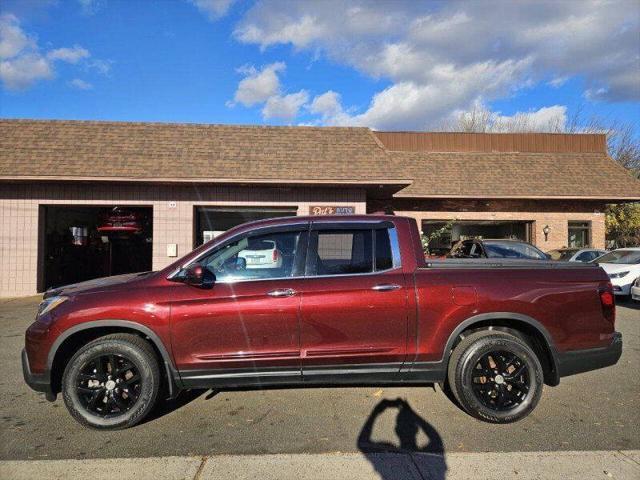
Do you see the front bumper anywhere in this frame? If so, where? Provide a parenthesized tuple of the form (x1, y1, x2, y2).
(556, 332, 622, 378)
(21, 349, 55, 401)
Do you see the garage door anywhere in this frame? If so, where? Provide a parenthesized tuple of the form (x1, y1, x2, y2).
(39, 206, 152, 292)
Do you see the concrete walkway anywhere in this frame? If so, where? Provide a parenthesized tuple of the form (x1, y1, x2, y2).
(1, 450, 639, 480)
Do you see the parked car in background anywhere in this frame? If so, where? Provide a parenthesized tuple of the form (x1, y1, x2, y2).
(547, 248, 608, 263)
(591, 248, 640, 298)
(237, 239, 283, 269)
(448, 238, 548, 260)
(631, 276, 640, 302)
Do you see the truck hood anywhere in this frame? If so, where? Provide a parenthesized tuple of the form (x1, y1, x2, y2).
(44, 272, 155, 298)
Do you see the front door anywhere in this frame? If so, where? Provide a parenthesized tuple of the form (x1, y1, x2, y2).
(299, 224, 409, 382)
(170, 226, 307, 387)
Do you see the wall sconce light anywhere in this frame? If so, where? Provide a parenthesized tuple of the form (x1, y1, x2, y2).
(543, 225, 551, 241)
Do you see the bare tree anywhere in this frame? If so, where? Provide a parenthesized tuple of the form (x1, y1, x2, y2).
(445, 105, 640, 177)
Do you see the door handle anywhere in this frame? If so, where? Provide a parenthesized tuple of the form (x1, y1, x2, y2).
(372, 284, 402, 291)
(267, 288, 297, 297)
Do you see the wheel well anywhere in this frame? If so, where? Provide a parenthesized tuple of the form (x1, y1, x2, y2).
(50, 327, 169, 394)
(452, 319, 558, 386)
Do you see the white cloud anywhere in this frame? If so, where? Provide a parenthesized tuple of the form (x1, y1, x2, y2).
(0, 53, 52, 90)
(88, 58, 112, 75)
(235, 14, 325, 50)
(229, 61, 312, 123)
(234, 0, 640, 129)
(0, 14, 33, 59)
(230, 62, 285, 107)
(189, 0, 236, 21)
(495, 105, 567, 132)
(309, 90, 341, 116)
(548, 76, 568, 88)
(262, 90, 309, 121)
(69, 78, 93, 90)
(77, 0, 104, 15)
(0, 14, 107, 91)
(47, 46, 90, 63)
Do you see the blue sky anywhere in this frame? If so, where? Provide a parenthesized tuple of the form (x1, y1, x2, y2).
(1, 0, 638, 133)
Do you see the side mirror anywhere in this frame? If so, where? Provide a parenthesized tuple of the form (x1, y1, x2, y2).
(183, 263, 215, 288)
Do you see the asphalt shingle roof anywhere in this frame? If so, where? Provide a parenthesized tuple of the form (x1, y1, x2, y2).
(0, 119, 403, 184)
(391, 150, 640, 199)
(1, 119, 638, 200)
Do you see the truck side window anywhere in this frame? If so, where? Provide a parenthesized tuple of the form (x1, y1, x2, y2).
(196, 230, 302, 282)
(315, 230, 373, 275)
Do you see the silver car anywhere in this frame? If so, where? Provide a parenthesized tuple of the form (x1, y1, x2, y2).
(547, 248, 608, 263)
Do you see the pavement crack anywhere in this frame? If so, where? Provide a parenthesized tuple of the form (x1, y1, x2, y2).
(617, 450, 640, 467)
(193, 455, 208, 480)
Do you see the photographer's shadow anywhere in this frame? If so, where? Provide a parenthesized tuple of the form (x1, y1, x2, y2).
(357, 398, 446, 480)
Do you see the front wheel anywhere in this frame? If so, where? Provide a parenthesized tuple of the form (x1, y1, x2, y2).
(447, 330, 543, 423)
(62, 333, 161, 429)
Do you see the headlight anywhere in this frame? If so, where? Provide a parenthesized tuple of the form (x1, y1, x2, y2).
(37, 296, 68, 317)
(608, 271, 630, 279)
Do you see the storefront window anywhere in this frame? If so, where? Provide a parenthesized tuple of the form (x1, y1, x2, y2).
(568, 221, 590, 248)
(194, 206, 297, 247)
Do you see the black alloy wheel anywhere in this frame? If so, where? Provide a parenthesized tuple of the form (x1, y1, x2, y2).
(62, 333, 161, 429)
(447, 330, 543, 423)
(76, 353, 142, 418)
(470, 350, 530, 411)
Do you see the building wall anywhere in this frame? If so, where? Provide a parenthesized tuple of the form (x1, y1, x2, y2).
(0, 182, 366, 298)
(393, 198, 607, 252)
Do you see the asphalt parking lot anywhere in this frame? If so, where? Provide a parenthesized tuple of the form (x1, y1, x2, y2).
(0, 296, 638, 461)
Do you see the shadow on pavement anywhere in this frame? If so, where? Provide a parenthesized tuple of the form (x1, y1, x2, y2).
(141, 388, 209, 425)
(618, 299, 639, 310)
(358, 398, 446, 480)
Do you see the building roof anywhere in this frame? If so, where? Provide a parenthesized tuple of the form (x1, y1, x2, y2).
(390, 150, 640, 200)
(373, 131, 608, 154)
(0, 119, 408, 189)
(1, 119, 639, 200)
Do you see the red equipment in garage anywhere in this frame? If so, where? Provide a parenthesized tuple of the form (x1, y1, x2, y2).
(97, 207, 143, 234)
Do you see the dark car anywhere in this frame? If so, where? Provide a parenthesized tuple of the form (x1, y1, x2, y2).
(448, 238, 548, 260)
(23, 215, 620, 429)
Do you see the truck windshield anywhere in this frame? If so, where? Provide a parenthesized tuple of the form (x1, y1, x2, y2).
(594, 250, 640, 265)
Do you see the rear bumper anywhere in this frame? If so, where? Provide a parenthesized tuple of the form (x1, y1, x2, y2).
(21, 349, 55, 401)
(556, 332, 622, 378)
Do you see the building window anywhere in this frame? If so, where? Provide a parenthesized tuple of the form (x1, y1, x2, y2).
(194, 206, 297, 247)
(568, 221, 591, 248)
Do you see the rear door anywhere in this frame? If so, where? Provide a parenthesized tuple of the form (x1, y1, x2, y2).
(298, 222, 409, 382)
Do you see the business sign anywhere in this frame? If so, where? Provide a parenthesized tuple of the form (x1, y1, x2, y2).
(309, 205, 356, 216)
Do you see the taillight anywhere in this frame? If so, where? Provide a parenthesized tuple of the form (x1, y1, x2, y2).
(273, 250, 279, 262)
(599, 283, 616, 324)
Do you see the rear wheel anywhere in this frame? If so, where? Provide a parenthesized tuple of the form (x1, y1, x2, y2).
(62, 333, 160, 429)
(447, 330, 543, 423)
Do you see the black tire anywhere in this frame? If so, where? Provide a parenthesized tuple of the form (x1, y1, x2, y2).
(447, 330, 543, 423)
(62, 333, 161, 429)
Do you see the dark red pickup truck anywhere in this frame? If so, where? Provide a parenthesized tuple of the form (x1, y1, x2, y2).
(23, 215, 622, 429)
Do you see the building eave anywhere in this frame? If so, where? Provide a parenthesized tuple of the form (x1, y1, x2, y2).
(392, 193, 640, 201)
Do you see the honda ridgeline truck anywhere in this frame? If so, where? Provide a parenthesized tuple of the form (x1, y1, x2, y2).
(23, 215, 622, 429)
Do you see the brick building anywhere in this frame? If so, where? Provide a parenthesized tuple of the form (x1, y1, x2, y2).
(1, 119, 639, 298)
